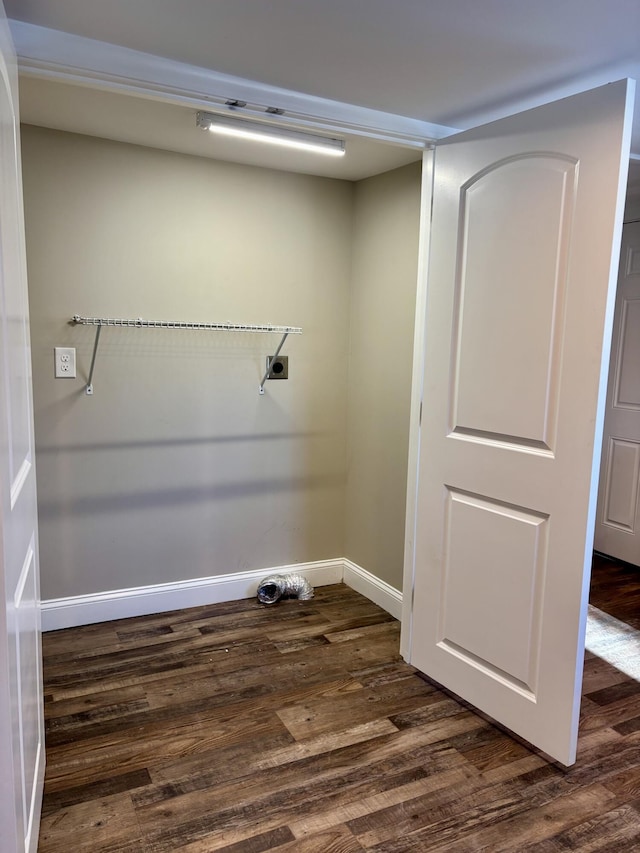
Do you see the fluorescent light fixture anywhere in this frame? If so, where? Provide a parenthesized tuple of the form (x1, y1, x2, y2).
(197, 111, 345, 157)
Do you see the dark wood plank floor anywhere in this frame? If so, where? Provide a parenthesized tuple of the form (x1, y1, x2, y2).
(38, 557, 640, 852)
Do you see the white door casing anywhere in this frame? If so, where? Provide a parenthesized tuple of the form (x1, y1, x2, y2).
(0, 4, 45, 851)
(594, 221, 640, 565)
(403, 81, 634, 766)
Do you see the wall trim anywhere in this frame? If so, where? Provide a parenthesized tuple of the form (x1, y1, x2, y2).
(10, 21, 456, 147)
(41, 558, 403, 631)
(41, 559, 343, 631)
(342, 560, 403, 621)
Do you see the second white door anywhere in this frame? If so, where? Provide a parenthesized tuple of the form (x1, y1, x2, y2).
(594, 220, 640, 565)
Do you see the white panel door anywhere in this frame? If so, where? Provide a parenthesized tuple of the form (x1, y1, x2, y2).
(404, 81, 634, 766)
(0, 5, 45, 852)
(595, 221, 640, 565)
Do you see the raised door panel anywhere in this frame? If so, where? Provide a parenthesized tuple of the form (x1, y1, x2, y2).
(613, 299, 640, 410)
(0, 104, 32, 501)
(439, 489, 548, 693)
(452, 155, 575, 450)
(601, 438, 640, 532)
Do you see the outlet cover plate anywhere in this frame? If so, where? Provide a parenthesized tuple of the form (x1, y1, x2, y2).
(266, 355, 288, 379)
(55, 347, 76, 378)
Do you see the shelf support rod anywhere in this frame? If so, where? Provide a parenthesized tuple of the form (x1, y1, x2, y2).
(86, 324, 102, 395)
(259, 332, 289, 395)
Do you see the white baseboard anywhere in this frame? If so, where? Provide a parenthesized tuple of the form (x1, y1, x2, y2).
(342, 560, 403, 621)
(41, 557, 404, 631)
(41, 559, 343, 631)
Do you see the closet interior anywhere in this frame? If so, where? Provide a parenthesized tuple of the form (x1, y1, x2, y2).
(20, 77, 424, 615)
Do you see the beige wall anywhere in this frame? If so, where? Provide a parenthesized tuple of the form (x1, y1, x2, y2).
(22, 127, 354, 600)
(345, 162, 422, 590)
(22, 126, 422, 603)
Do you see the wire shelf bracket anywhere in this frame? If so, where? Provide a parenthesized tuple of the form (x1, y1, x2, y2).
(71, 315, 302, 396)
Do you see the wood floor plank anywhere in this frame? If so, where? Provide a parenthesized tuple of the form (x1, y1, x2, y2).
(45, 672, 362, 748)
(135, 727, 463, 822)
(137, 765, 427, 852)
(176, 824, 296, 853)
(252, 825, 364, 853)
(175, 824, 365, 853)
(146, 728, 297, 789)
(37, 560, 640, 853)
(355, 781, 616, 851)
(574, 724, 622, 755)
(275, 674, 433, 741)
(519, 803, 640, 852)
(582, 653, 636, 693)
(432, 783, 619, 853)
(287, 766, 476, 840)
(133, 724, 485, 851)
(44, 707, 292, 789)
(141, 655, 363, 712)
(255, 718, 400, 770)
(146, 714, 479, 812)
(325, 621, 403, 645)
(613, 714, 640, 735)
(145, 818, 288, 852)
(44, 684, 148, 720)
(585, 679, 640, 706)
(38, 792, 145, 853)
(601, 764, 640, 799)
(347, 760, 562, 848)
(41, 768, 152, 817)
(579, 692, 640, 732)
(478, 752, 548, 784)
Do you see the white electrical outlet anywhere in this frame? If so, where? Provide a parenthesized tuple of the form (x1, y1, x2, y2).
(54, 347, 76, 378)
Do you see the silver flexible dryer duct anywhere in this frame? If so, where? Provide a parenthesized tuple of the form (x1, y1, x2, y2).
(256, 573, 314, 605)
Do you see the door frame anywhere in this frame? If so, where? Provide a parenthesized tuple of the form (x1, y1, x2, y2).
(401, 147, 435, 658)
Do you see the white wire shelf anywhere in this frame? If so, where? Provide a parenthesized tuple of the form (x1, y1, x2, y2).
(70, 315, 302, 395)
(72, 315, 302, 334)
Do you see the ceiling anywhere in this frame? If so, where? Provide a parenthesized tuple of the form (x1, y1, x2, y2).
(5, 0, 640, 187)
